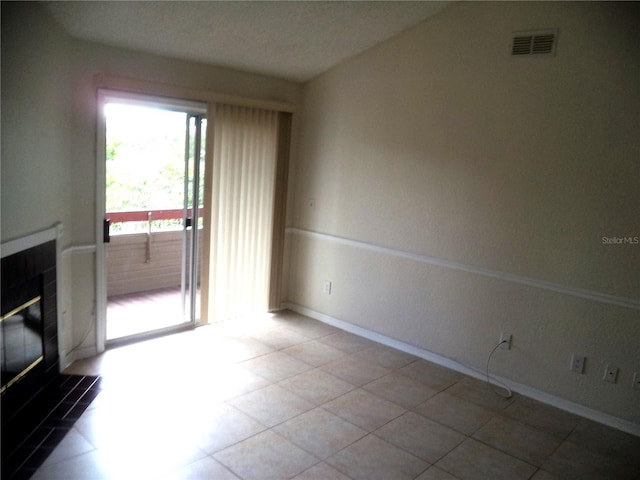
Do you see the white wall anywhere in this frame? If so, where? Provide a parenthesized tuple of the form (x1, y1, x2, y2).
(1, 2, 75, 356)
(1, 2, 72, 242)
(290, 2, 639, 427)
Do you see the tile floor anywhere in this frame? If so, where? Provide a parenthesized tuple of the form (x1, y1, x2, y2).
(33, 310, 640, 480)
(2, 374, 102, 479)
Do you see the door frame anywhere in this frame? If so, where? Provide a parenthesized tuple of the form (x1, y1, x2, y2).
(95, 89, 207, 352)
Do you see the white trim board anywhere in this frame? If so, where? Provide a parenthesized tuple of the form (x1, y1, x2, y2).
(285, 302, 640, 438)
(1, 225, 59, 258)
(94, 74, 296, 113)
(286, 228, 640, 311)
(61, 244, 96, 256)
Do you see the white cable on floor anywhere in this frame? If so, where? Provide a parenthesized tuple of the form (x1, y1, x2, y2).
(485, 340, 513, 399)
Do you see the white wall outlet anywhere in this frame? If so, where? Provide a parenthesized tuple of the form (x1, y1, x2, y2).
(603, 365, 619, 383)
(570, 354, 585, 374)
(632, 372, 640, 391)
(308, 197, 316, 209)
(323, 281, 332, 294)
(499, 332, 512, 350)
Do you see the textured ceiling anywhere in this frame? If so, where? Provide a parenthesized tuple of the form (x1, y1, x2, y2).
(41, 1, 449, 82)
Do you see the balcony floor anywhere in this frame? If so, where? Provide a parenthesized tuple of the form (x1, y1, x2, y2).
(107, 286, 192, 340)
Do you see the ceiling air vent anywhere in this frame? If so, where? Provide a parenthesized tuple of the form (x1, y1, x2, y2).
(511, 29, 557, 56)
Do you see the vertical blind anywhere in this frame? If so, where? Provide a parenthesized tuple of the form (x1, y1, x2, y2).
(203, 104, 279, 323)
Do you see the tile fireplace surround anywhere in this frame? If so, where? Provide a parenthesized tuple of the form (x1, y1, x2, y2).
(1, 227, 62, 476)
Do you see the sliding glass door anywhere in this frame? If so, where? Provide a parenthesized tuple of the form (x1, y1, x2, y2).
(100, 93, 206, 342)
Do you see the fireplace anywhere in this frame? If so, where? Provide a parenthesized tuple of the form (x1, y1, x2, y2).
(1, 228, 59, 416)
(1, 294, 44, 394)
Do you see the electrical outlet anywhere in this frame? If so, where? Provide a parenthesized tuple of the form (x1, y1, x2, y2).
(323, 281, 332, 295)
(499, 332, 512, 350)
(632, 372, 640, 391)
(603, 365, 619, 383)
(308, 197, 316, 209)
(570, 354, 585, 374)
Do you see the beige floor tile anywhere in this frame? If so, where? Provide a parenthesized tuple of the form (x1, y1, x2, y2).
(279, 369, 355, 405)
(416, 466, 462, 480)
(213, 430, 318, 480)
(158, 456, 241, 480)
(326, 434, 429, 480)
(355, 344, 418, 369)
(277, 315, 342, 339)
(293, 462, 353, 480)
(324, 388, 406, 431)
(32, 451, 112, 480)
(530, 470, 559, 480)
(32, 312, 639, 480)
(96, 428, 208, 475)
(40, 428, 96, 466)
(436, 438, 536, 480)
(414, 391, 496, 435)
(472, 415, 561, 466)
(248, 325, 309, 350)
(321, 355, 390, 386)
(203, 335, 275, 363)
(72, 405, 158, 449)
(444, 376, 516, 412)
(375, 411, 466, 463)
(567, 418, 640, 467)
(202, 364, 272, 401)
(228, 384, 314, 427)
(274, 407, 367, 458)
(239, 351, 313, 382)
(503, 396, 580, 439)
(542, 440, 640, 480)
(35, 435, 207, 480)
(398, 359, 463, 391)
(212, 316, 277, 339)
(319, 331, 381, 353)
(363, 372, 438, 408)
(282, 340, 348, 366)
(191, 403, 267, 454)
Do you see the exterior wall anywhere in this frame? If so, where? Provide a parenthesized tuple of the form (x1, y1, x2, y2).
(290, 2, 640, 427)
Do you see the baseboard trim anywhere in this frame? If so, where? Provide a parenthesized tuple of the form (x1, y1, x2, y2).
(285, 302, 640, 437)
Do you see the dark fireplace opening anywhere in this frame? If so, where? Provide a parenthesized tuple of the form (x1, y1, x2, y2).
(1, 239, 58, 421)
(1, 277, 44, 395)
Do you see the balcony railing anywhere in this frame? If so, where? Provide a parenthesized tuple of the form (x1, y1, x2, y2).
(105, 208, 203, 297)
(106, 208, 203, 225)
